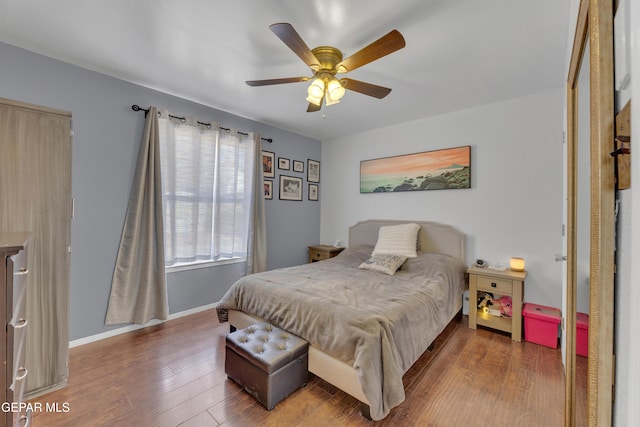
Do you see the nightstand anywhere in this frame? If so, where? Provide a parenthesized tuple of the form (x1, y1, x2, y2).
(467, 266, 526, 342)
(308, 245, 345, 263)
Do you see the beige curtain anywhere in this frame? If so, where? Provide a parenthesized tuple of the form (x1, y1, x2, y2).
(105, 106, 168, 325)
(247, 133, 267, 274)
(0, 98, 71, 395)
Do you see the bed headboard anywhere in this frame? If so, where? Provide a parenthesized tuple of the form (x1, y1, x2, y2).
(348, 219, 465, 261)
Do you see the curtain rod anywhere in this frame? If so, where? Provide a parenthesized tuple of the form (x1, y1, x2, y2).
(131, 105, 272, 143)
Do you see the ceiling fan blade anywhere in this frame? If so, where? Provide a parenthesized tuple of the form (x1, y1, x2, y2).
(269, 23, 320, 70)
(336, 30, 405, 73)
(341, 78, 392, 99)
(307, 102, 322, 113)
(246, 77, 308, 86)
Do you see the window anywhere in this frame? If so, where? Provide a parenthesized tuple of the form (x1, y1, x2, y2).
(158, 116, 256, 268)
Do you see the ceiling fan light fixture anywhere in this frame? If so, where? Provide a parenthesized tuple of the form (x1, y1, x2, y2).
(324, 92, 340, 106)
(307, 78, 325, 98)
(327, 78, 345, 101)
(306, 93, 323, 106)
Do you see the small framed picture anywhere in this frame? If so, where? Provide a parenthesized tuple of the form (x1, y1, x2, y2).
(307, 159, 320, 183)
(279, 175, 303, 201)
(263, 180, 273, 200)
(308, 184, 319, 201)
(278, 157, 290, 170)
(293, 160, 304, 173)
(262, 151, 275, 178)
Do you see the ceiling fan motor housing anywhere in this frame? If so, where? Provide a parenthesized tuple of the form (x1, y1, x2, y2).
(310, 46, 344, 75)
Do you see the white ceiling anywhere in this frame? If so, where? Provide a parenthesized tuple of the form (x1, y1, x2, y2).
(0, 0, 570, 141)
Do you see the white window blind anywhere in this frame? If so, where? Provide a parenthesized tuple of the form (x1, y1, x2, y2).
(158, 115, 255, 267)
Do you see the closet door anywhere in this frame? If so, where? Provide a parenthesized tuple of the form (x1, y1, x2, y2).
(0, 98, 71, 396)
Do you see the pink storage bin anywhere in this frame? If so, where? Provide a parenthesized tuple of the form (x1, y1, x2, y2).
(576, 312, 589, 357)
(522, 303, 561, 348)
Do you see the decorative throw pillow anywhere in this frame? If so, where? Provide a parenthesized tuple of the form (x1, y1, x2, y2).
(359, 254, 408, 275)
(372, 223, 420, 258)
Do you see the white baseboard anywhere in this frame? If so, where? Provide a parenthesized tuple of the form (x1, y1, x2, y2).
(69, 302, 219, 348)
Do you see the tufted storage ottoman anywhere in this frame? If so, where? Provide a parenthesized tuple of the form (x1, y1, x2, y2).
(225, 322, 309, 410)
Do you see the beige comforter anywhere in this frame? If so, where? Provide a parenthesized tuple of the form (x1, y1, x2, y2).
(216, 245, 465, 420)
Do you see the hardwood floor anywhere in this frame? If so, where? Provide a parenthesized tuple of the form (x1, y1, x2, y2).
(28, 310, 565, 426)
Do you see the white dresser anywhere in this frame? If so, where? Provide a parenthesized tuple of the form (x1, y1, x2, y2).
(0, 232, 30, 427)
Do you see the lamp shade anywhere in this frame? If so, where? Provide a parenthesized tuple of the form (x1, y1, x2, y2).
(307, 78, 325, 98)
(306, 94, 323, 106)
(327, 78, 345, 101)
(510, 257, 525, 272)
(324, 94, 340, 106)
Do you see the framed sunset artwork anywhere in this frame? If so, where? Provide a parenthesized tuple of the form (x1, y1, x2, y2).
(360, 146, 471, 193)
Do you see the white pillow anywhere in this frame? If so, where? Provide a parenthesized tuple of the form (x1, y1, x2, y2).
(372, 223, 420, 258)
(359, 254, 408, 275)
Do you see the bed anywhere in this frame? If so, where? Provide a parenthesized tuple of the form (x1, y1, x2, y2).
(216, 220, 466, 420)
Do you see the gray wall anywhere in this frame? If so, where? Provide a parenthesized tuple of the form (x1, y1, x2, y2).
(0, 42, 321, 340)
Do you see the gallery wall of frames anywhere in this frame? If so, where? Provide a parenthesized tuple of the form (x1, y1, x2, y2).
(262, 150, 320, 202)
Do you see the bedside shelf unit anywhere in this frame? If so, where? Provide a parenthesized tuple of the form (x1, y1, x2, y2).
(308, 245, 345, 263)
(467, 266, 526, 342)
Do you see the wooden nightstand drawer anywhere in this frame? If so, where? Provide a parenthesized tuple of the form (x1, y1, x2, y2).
(308, 245, 345, 263)
(476, 275, 513, 295)
(309, 249, 330, 261)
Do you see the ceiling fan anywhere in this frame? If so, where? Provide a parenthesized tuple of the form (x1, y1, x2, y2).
(246, 23, 406, 112)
